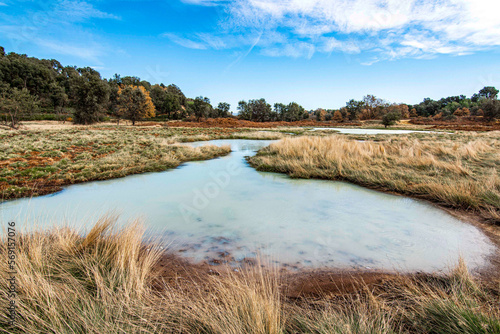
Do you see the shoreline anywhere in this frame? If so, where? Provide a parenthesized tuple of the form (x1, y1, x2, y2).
(2, 124, 498, 284)
(245, 160, 500, 280)
(0, 149, 231, 202)
(152, 246, 496, 301)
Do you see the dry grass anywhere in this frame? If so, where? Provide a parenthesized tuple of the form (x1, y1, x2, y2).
(0, 217, 166, 333)
(167, 265, 283, 334)
(0, 127, 250, 200)
(248, 132, 500, 223)
(1, 218, 499, 333)
(0, 125, 290, 201)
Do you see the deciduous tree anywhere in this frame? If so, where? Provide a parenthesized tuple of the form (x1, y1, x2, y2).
(117, 85, 155, 125)
(332, 110, 343, 122)
(0, 88, 38, 128)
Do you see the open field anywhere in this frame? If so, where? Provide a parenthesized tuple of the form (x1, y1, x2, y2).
(248, 131, 500, 224)
(2, 123, 500, 333)
(1, 218, 499, 333)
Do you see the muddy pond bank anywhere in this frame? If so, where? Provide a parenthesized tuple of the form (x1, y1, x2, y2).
(2, 138, 495, 274)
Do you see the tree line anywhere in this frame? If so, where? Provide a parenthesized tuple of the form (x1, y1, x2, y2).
(0, 46, 498, 128)
(0, 47, 230, 127)
(311, 87, 499, 127)
(0, 47, 314, 127)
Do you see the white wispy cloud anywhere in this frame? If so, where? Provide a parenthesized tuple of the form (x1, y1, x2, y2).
(162, 33, 208, 49)
(261, 41, 316, 58)
(0, 1, 118, 62)
(54, 0, 120, 21)
(180, 0, 228, 6)
(177, 0, 500, 62)
(35, 39, 105, 61)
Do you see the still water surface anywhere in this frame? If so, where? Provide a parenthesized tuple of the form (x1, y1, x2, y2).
(311, 127, 436, 135)
(0, 139, 493, 271)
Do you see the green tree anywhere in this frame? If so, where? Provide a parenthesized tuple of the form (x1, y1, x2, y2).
(215, 102, 230, 118)
(472, 86, 499, 102)
(48, 82, 68, 121)
(382, 111, 401, 128)
(150, 85, 181, 119)
(191, 96, 212, 121)
(107, 80, 121, 123)
(237, 100, 250, 120)
(117, 85, 156, 125)
(284, 102, 306, 121)
(0, 88, 38, 128)
(166, 84, 187, 106)
(73, 67, 109, 125)
(120, 76, 141, 87)
(478, 86, 498, 100)
(345, 99, 364, 121)
(273, 103, 286, 121)
(413, 98, 441, 117)
(248, 99, 272, 122)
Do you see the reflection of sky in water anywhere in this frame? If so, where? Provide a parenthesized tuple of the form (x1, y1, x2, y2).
(310, 127, 437, 135)
(0, 139, 494, 272)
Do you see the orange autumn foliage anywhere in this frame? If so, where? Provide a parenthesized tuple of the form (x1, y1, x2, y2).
(118, 85, 156, 125)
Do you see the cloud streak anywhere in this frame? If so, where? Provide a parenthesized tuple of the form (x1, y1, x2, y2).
(0, 0, 118, 61)
(172, 0, 500, 63)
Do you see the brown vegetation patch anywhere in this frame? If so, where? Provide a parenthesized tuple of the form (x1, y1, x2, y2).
(166, 117, 361, 128)
(0, 127, 233, 201)
(410, 117, 500, 131)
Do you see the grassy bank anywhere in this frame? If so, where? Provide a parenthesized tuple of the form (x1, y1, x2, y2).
(1, 219, 499, 333)
(0, 126, 286, 200)
(248, 132, 500, 223)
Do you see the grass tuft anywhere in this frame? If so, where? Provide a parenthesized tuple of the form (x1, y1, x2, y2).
(1, 219, 499, 333)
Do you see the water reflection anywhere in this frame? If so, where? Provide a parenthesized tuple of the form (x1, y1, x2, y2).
(0, 139, 492, 272)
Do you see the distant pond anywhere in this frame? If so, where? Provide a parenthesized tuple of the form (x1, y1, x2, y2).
(0, 139, 493, 272)
(310, 127, 438, 135)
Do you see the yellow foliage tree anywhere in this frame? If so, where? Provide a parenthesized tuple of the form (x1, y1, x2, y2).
(117, 85, 155, 125)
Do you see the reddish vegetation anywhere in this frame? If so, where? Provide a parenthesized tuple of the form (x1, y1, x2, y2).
(154, 117, 500, 131)
(410, 117, 500, 131)
(0, 145, 115, 200)
(164, 118, 360, 128)
(430, 124, 500, 131)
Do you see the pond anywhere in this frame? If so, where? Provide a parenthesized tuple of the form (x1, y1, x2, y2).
(0, 139, 493, 272)
(310, 127, 437, 135)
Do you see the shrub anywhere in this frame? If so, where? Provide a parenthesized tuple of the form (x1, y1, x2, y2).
(482, 99, 500, 120)
(382, 111, 401, 127)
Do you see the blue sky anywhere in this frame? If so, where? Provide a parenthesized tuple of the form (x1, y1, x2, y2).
(1, 0, 499, 111)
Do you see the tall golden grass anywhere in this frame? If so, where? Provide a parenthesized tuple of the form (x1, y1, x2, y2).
(248, 133, 500, 222)
(1, 218, 499, 333)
